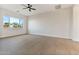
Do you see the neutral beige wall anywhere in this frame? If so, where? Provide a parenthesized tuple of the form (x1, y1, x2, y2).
(29, 7, 72, 39)
(72, 5, 79, 41)
(0, 8, 28, 37)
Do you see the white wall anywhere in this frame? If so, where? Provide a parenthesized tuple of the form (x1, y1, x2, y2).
(72, 5, 79, 41)
(29, 8, 72, 39)
(0, 8, 28, 37)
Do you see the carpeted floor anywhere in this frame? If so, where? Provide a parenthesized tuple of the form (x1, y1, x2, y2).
(0, 34, 79, 55)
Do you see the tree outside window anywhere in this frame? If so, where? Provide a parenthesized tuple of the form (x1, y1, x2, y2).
(3, 16, 23, 28)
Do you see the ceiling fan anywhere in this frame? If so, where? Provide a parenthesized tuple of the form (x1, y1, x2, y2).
(22, 4, 36, 12)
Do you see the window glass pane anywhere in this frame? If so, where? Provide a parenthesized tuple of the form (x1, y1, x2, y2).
(10, 17, 14, 24)
(14, 18, 19, 24)
(19, 19, 23, 28)
(19, 19, 23, 25)
(10, 17, 19, 24)
(10, 17, 20, 28)
(3, 16, 10, 28)
(3, 16, 10, 23)
(10, 17, 14, 28)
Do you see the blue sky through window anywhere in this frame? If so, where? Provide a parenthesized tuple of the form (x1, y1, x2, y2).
(3, 16, 10, 23)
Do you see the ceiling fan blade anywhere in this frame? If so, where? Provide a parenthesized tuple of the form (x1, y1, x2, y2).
(31, 8, 36, 10)
(29, 8, 31, 12)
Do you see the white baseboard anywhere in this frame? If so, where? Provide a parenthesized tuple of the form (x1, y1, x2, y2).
(29, 33, 71, 39)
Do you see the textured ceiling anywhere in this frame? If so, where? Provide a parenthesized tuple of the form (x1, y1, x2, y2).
(0, 4, 72, 16)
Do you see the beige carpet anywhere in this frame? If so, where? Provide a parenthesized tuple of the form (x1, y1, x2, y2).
(0, 34, 79, 55)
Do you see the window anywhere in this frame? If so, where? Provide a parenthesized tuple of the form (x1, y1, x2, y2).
(3, 16, 10, 28)
(3, 16, 23, 28)
(19, 19, 23, 28)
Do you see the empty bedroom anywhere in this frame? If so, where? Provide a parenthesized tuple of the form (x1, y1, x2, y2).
(0, 4, 79, 55)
